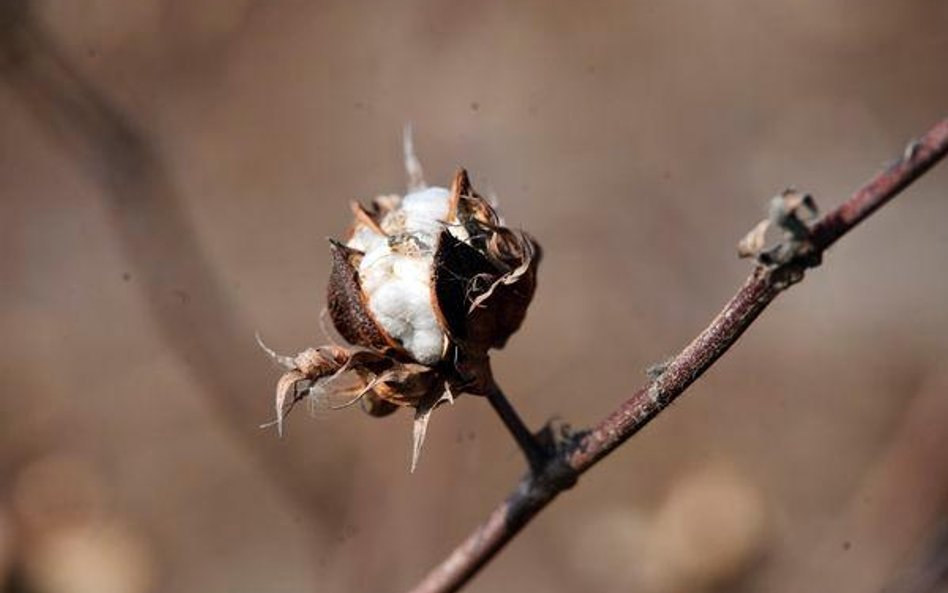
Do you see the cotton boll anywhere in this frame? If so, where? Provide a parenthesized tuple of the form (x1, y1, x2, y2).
(276, 167, 540, 470)
(349, 187, 453, 365)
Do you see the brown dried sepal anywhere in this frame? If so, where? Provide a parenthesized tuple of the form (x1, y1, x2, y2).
(263, 341, 445, 433)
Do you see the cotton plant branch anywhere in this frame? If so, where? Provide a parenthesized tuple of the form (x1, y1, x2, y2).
(407, 117, 948, 593)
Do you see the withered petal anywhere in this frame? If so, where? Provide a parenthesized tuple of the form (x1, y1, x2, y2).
(326, 240, 402, 353)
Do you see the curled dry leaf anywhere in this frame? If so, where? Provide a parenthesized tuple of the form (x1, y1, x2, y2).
(261, 159, 539, 471)
(737, 220, 771, 259)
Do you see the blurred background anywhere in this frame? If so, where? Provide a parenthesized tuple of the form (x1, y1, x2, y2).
(2, 1, 948, 592)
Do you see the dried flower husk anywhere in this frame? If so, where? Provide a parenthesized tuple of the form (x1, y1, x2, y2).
(264, 166, 539, 471)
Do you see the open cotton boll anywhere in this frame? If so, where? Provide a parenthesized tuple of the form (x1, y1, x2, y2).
(347, 186, 454, 364)
(269, 166, 541, 473)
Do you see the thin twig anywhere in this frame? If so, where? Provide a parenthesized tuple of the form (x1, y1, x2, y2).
(486, 384, 549, 474)
(407, 117, 948, 593)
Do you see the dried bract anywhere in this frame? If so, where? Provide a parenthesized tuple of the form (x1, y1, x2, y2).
(263, 161, 539, 471)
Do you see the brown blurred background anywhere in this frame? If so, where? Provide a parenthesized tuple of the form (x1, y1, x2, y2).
(2, 1, 948, 592)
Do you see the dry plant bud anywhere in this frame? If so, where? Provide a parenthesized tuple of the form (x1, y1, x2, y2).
(737, 188, 820, 266)
(261, 137, 540, 471)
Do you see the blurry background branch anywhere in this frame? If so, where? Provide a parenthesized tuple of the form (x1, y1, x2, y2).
(776, 367, 948, 593)
(0, 0, 338, 539)
(884, 523, 948, 593)
(408, 117, 948, 593)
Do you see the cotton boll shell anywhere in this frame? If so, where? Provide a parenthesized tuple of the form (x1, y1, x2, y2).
(436, 169, 540, 352)
(432, 229, 540, 352)
(431, 230, 501, 344)
(640, 466, 770, 593)
(326, 240, 400, 355)
(470, 231, 540, 349)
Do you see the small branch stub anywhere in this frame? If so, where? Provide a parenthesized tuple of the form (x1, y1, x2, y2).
(738, 188, 820, 267)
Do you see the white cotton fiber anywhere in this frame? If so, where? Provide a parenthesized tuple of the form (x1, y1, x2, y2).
(348, 226, 387, 254)
(347, 187, 454, 364)
(400, 187, 452, 240)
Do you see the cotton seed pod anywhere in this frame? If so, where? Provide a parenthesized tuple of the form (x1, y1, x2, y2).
(263, 164, 540, 471)
(333, 169, 539, 368)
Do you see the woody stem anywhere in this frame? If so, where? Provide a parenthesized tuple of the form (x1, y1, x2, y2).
(486, 384, 548, 474)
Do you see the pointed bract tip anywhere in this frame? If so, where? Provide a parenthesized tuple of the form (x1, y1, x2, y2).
(255, 332, 297, 370)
